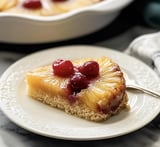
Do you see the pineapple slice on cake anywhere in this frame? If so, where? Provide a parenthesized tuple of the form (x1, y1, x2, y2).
(25, 57, 129, 122)
(0, 0, 18, 11)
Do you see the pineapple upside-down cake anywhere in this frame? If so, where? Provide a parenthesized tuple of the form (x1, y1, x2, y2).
(25, 57, 129, 122)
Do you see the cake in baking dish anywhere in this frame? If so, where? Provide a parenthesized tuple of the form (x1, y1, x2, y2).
(0, 0, 102, 16)
(0, 0, 17, 11)
(25, 57, 129, 122)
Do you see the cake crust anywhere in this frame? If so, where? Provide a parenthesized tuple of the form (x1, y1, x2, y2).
(28, 88, 128, 121)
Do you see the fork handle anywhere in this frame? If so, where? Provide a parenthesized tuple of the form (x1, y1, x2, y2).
(126, 84, 160, 98)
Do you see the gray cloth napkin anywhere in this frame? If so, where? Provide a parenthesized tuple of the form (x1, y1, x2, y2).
(125, 32, 160, 76)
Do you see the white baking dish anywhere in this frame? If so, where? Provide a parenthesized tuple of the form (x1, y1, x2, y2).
(0, 0, 133, 44)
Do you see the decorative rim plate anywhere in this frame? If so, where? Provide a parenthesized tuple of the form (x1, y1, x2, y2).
(0, 45, 160, 140)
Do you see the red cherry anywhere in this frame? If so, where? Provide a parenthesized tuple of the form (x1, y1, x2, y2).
(68, 72, 89, 93)
(23, 0, 42, 9)
(79, 61, 99, 79)
(52, 59, 74, 77)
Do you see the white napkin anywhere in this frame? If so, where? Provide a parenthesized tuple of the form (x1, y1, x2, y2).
(125, 32, 160, 76)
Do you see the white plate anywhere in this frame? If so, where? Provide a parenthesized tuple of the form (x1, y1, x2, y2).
(0, 45, 160, 140)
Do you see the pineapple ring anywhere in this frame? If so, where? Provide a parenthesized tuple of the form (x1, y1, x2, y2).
(74, 57, 126, 112)
(0, 0, 18, 11)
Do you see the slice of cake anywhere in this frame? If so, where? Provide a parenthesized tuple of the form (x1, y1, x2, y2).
(25, 57, 129, 122)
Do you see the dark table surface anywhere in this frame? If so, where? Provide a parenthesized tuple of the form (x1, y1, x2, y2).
(0, 0, 160, 147)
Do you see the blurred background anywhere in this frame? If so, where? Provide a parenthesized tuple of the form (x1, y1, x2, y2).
(0, 0, 160, 53)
